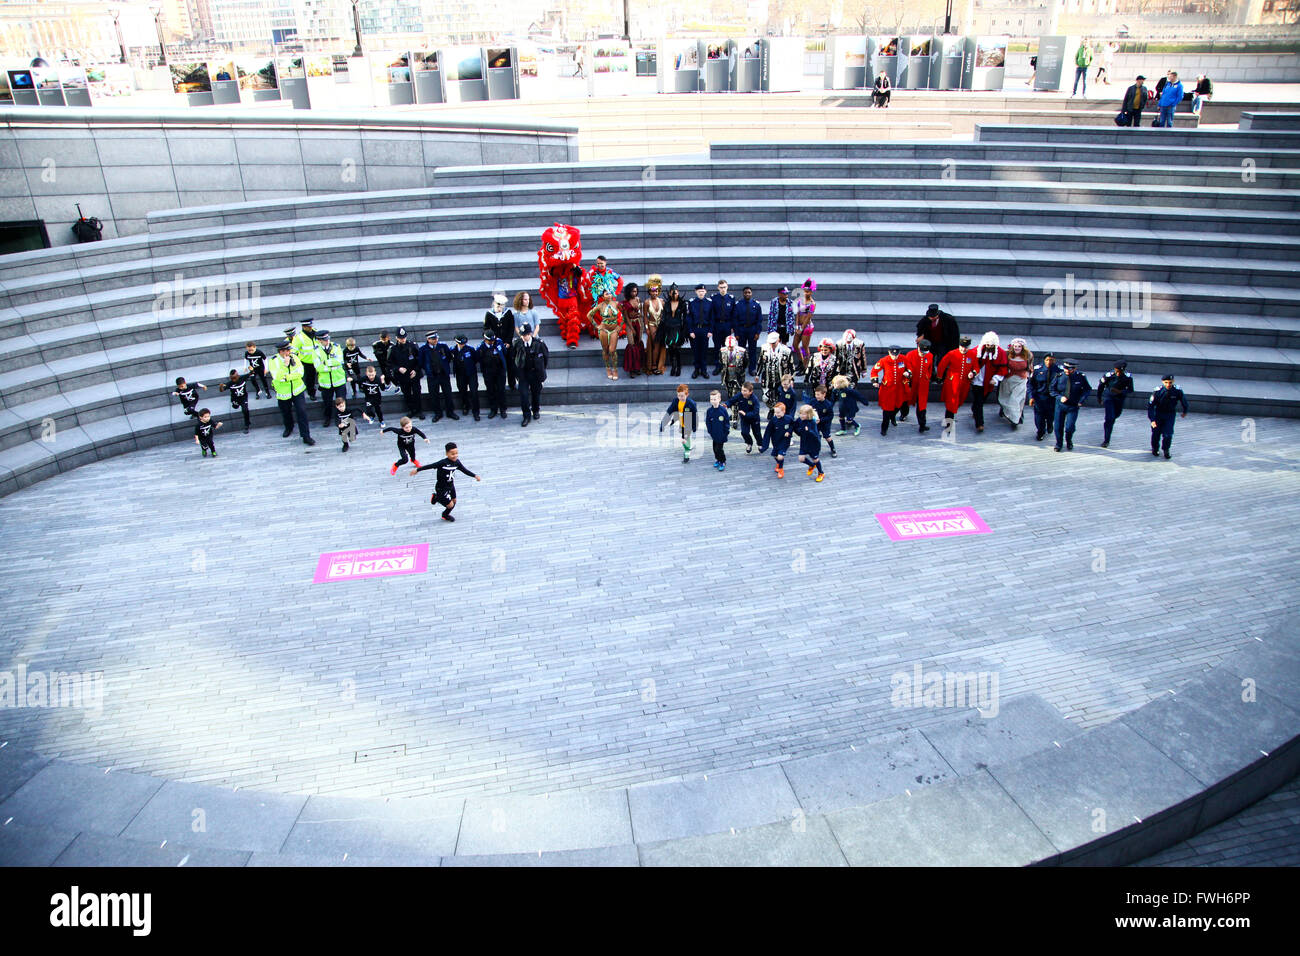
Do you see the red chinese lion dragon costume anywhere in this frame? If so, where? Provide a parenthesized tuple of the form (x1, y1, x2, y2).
(538, 223, 595, 348)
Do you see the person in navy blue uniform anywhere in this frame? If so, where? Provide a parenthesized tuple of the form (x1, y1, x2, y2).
(759, 400, 795, 478)
(1027, 352, 1057, 441)
(733, 286, 763, 375)
(1096, 359, 1135, 448)
(687, 284, 712, 378)
(709, 280, 738, 375)
(727, 382, 762, 453)
(659, 383, 698, 463)
(388, 328, 423, 419)
(705, 390, 731, 470)
(451, 334, 481, 421)
(1050, 359, 1092, 452)
(803, 384, 838, 458)
(1148, 374, 1189, 459)
(792, 405, 827, 480)
(476, 331, 509, 420)
(513, 323, 550, 427)
(420, 332, 459, 422)
(830, 374, 871, 436)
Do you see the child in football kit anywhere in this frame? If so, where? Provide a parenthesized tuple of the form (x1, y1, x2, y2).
(173, 377, 207, 418)
(218, 370, 251, 432)
(792, 405, 826, 480)
(705, 390, 730, 471)
(383, 417, 430, 475)
(335, 397, 357, 452)
(728, 382, 762, 453)
(659, 384, 698, 463)
(411, 442, 481, 522)
(359, 366, 385, 427)
(759, 401, 794, 478)
(244, 343, 271, 398)
(194, 408, 221, 456)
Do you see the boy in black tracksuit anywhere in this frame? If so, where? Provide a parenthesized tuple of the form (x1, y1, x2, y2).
(804, 385, 838, 458)
(359, 367, 385, 427)
(727, 382, 762, 453)
(244, 343, 271, 398)
(452, 334, 481, 420)
(768, 376, 798, 424)
(194, 408, 221, 457)
(411, 442, 480, 522)
(705, 390, 730, 471)
(382, 417, 430, 475)
(343, 339, 370, 397)
(173, 377, 207, 418)
(372, 332, 393, 388)
(218, 370, 252, 432)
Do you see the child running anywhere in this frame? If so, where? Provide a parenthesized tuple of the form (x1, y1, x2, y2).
(172, 377, 207, 418)
(411, 442, 481, 522)
(335, 397, 357, 452)
(759, 400, 794, 478)
(804, 384, 837, 458)
(792, 404, 826, 481)
(830, 374, 872, 436)
(705, 390, 730, 471)
(244, 342, 271, 398)
(218, 369, 251, 433)
(194, 408, 221, 457)
(383, 416, 430, 475)
(359, 366, 385, 428)
(659, 384, 698, 463)
(728, 382, 762, 453)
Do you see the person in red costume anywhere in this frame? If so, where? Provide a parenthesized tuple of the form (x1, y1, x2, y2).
(970, 331, 1009, 433)
(937, 335, 977, 432)
(537, 223, 593, 350)
(870, 344, 912, 436)
(899, 338, 935, 433)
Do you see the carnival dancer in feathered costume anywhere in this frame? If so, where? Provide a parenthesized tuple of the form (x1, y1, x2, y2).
(538, 223, 594, 349)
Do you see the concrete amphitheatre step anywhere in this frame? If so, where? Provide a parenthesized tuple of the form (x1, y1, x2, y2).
(975, 123, 1300, 149)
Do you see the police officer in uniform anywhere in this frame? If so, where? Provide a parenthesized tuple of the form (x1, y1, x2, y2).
(388, 327, 424, 419)
(268, 341, 315, 445)
(733, 286, 763, 376)
(709, 280, 737, 375)
(420, 331, 459, 422)
(513, 323, 549, 427)
(1049, 359, 1091, 452)
(1027, 352, 1057, 441)
(313, 329, 347, 428)
(291, 318, 319, 400)
(477, 330, 509, 420)
(1147, 374, 1189, 459)
(452, 334, 481, 420)
(1097, 359, 1135, 448)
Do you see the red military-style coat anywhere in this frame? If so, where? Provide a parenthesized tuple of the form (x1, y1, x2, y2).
(902, 348, 935, 410)
(937, 347, 979, 414)
(975, 346, 1009, 396)
(870, 353, 911, 412)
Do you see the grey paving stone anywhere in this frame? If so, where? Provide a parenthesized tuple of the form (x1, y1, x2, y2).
(639, 814, 847, 867)
(456, 790, 632, 856)
(442, 845, 639, 867)
(0, 744, 50, 803)
(52, 831, 251, 867)
(988, 721, 1205, 854)
(781, 730, 955, 816)
(280, 794, 463, 859)
(920, 694, 1083, 776)
(827, 770, 1056, 866)
(120, 780, 307, 853)
(246, 848, 441, 866)
(628, 765, 802, 844)
(0, 820, 79, 866)
(0, 762, 162, 836)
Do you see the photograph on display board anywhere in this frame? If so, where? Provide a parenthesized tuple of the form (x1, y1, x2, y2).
(331, 55, 350, 77)
(306, 56, 332, 78)
(594, 44, 629, 73)
(671, 42, 698, 71)
(487, 49, 512, 70)
(280, 56, 306, 79)
(210, 60, 235, 82)
(975, 40, 1006, 68)
(444, 47, 482, 81)
(413, 51, 439, 72)
(910, 39, 932, 57)
(7, 70, 33, 92)
(86, 64, 132, 96)
(843, 50, 866, 68)
(0, 71, 10, 103)
(170, 62, 210, 94)
(387, 53, 411, 83)
(739, 39, 761, 59)
(33, 66, 61, 90)
(519, 49, 538, 77)
(237, 58, 277, 90)
(876, 37, 900, 56)
(59, 66, 88, 89)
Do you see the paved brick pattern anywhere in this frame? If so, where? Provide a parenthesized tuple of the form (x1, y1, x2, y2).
(0, 397, 1297, 800)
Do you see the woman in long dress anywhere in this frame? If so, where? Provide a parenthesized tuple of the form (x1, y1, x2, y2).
(642, 275, 664, 374)
(998, 337, 1033, 428)
(620, 283, 645, 378)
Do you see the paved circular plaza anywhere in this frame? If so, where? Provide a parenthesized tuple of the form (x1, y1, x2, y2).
(1, 397, 1296, 804)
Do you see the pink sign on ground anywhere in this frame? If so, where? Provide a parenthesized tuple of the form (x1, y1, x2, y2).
(313, 544, 429, 583)
(875, 507, 992, 541)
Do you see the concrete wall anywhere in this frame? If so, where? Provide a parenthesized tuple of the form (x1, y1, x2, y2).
(0, 107, 579, 246)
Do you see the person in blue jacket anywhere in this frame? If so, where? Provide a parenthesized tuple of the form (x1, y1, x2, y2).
(727, 382, 762, 453)
(803, 384, 838, 458)
(1154, 71, 1184, 127)
(1049, 359, 1092, 452)
(771, 374, 798, 425)
(659, 383, 698, 463)
(476, 330, 509, 420)
(452, 334, 481, 421)
(830, 374, 871, 436)
(419, 332, 459, 421)
(1096, 359, 1135, 447)
(732, 286, 764, 376)
(758, 400, 794, 478)
(709, 280, 738, 375)
(1027, 352, 1057, 441)
(791, 405, 826, 481)
(1147, 374, 1189, 459)
(687, 284, 712, 378)
(705, 389, 731, 471)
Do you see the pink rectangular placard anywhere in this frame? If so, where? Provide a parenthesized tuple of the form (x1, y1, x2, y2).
(875, 507, 992, 542)
(313, 543, 429, 583)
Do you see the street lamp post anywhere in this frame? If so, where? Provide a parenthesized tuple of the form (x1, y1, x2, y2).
(108, 8, 126, 65)
(944, 0, 953, 34)
(351, 0, 364, 58)
(149, 3, 167, 65)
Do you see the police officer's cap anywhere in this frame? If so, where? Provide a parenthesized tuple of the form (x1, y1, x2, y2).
(1114, 359, 1127, 370)
(1062, 359, 1077, 368)
(520, 323, 533, 335)
(425, 332, 436, 340)
(1042, 351, 1054, 359)
(282, 326, 295, 335)
(454, 334, 468, 344)
(918, 338, 931, 350)
(483, 329, 496, 339)
(302, 317, 314, 326)
(695, 283, 705, 291)
(277, 341, 292, 352)
(396, 326, 408, 338)
(318, 329, 331, 338)
(1162, 373, 1175, 380)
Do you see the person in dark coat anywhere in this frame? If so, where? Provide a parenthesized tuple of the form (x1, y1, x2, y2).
(687, 284, 712, 379)
(705, 389, 730, 471)
(732, 286, 763, 376)
(1148, 374, 1189, 459)
(1097, 359, 1135, 447)
(660, 284, 689, 377)
(388, 327, 424, 419)
(452, 334, 481, 420)
(476, 331, 509, 420)
(1118, 75, 1147, 127)
(419, 332, 459, 421)
(916, 304, 959, 370)
(708, 280, 737, 375)
(513, 323, 549, 427)
(484, 293, 518, 390)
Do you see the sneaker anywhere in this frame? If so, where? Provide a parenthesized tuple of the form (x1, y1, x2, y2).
(390, 464, 399, 475)
(775, 465, 784, 479)
(745, 444, 753, 454)
(1035, 433, 1044, 441)
(201, 447, 208, 457)
(831, 449, 837, 458)
(718, 462, 725, 471)
(835, 428, 847, 436)
(852, 424, 860, 436)
(1152, 449, 1160, 457)
(713, 461, 722, 471)
(442, 513, 456, 522)
(806, 466, 816, 476)
(815, 473, 824, 482)
(682, 453, 690, 463)
(412, 459, 421, 467)
(211, 450, 217, 457)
